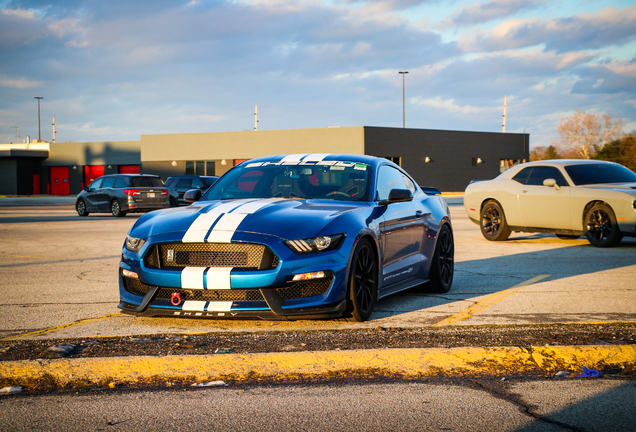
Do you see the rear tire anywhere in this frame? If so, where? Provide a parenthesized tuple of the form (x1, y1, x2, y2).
(585, 203, 622, 247)
(346, 239, 378, 322)
(111, 200, 126, 217)
(76, 199, 89, 217)
(480, 201, 511, 241)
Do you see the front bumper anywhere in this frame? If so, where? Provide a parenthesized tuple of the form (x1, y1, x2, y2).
(118, 231, 352, 319)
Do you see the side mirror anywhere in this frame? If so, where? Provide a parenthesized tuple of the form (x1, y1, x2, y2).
(183, 189, 202, 203)
(380, 189, 413, 205)
(83, 187, 89, 192)
(543, 178, 560, 190)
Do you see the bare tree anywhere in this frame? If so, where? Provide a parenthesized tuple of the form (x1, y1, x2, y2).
(556, 110, 623, 159)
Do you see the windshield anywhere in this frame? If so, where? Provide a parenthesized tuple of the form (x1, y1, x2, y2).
(564, 163, 636, 185)
(201, 161, 371, 201)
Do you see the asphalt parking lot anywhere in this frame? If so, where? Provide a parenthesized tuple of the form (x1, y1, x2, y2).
(1, 195, 634, 340)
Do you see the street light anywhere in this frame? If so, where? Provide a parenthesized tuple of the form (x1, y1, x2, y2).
(398, 72, 408, 128)
(34, 97, 43, 141)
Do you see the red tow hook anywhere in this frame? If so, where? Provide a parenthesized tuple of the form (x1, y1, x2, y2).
(171, 292, 181, 306)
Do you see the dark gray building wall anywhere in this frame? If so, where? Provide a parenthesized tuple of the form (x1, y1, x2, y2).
(0, 159, 18, 195)
(363, 127, 529, 192)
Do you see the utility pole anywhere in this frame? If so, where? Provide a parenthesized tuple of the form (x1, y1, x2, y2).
(34, 97, 43, 141)
(502, 95, 507, 133)
(52, 116, 56, 143)
(12, 126, 19, 144)
(254, 104, 258, 131)
(399, 71, 408, 128)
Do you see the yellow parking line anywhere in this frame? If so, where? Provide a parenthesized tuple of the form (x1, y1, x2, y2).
(1, 313, 122, 341)
(432, 275, 551, 327)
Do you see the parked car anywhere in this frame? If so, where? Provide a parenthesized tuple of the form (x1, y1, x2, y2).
(119, 154, 454, 321)
(76, 174, 169, 217)
(164, 175, 219, 207)
(464, 159, 636, 247)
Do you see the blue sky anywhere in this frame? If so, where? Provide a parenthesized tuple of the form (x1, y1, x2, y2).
(1, 0, 635, 148)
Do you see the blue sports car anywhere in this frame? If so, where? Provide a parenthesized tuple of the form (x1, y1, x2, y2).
(119, 154, 454, 321)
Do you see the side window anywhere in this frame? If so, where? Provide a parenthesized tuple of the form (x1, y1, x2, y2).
(101, 177, 115, 188)
(88, 178, 103, 191)
(402, 175, 416, 194)
(376, 165, 408, 201)
(178, 178, 193, 189)
(191, 178, 206, 189)
(512, 168, 533, 185)
(114, 177, 129, 188)
(164, 178, 176, 187)
(527, 166, 568, 186)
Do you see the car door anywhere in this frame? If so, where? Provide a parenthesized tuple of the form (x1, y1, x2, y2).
(517, 166, 571, 229)
(376, 165, 426, 287)
(98, 177, 116, 211)
(83, 178, 103, 211)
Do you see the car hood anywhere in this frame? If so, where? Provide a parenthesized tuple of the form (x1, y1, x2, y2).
(582, 183, 636, 193)
(131, 198, 369, 240)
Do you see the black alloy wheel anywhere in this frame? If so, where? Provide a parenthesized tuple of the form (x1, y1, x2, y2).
(585, 203, 622, 247)
(76, 200, 89, 217)
(347, 238, 378, 322)
(428, 224, 454, 293)
(480, 201, 511, 241)
(111, 200, 126, 217)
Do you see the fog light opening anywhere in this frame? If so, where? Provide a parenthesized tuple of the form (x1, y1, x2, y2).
(122, 269, 139, 279)
(292, 271, 326, 281)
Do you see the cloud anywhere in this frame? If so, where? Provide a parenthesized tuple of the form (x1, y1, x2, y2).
(0, 78, 43, 88)
(441, 0, 547, 27)
(457, 5, 636, 53)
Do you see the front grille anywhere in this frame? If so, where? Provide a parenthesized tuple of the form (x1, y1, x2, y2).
(122, 276, 333, 301)
(145, 242, 279, 270)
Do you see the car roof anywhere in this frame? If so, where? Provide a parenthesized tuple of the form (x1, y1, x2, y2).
(242, 154, 388, 167)
(167, 175, 219, 179)
(518, 159, 618, 167)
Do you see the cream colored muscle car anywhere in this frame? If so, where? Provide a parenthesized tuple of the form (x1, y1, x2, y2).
(464, 160, 636, 247)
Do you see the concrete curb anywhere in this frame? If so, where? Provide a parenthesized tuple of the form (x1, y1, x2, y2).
(2, 345, 634, 389)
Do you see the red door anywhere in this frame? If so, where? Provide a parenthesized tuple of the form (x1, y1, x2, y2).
(50, 167, 70, 195)
(119, 165, 140, 174)
(33, 174, 41, 195)
(85, 165, 105, 185)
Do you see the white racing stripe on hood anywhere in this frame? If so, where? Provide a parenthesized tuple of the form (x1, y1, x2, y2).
(182, 200, 253, 243)
(205, 199, 275, 243)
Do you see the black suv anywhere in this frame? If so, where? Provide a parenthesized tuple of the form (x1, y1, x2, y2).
(165, 175, 219, 206)
(76, 174, 169, 217)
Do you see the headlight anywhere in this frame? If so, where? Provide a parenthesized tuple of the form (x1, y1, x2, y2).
(285, 234, 344, 254)
(125, 235, 146, 253)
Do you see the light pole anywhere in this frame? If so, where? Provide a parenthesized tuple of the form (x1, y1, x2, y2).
(398, 71, 408, 128)
(34, 97, 43, 141)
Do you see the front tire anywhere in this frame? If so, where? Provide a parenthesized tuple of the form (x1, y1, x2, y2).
(480, 201, 511, 241)
(427, 224, 454, 293)
(76, 199, 89, 217)
(585, 203, 622, 247)
(111, 200, 126, 217)
(169, 196, 179, 207)
(346, 238, 378, 322)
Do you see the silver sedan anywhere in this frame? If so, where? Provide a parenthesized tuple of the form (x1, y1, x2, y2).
(464, 159, 636, 247)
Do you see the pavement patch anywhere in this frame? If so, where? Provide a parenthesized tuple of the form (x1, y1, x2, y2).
(433, 275, 551, 326)
(1, 313, 121, 341)
(1, 345, 634, 391)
